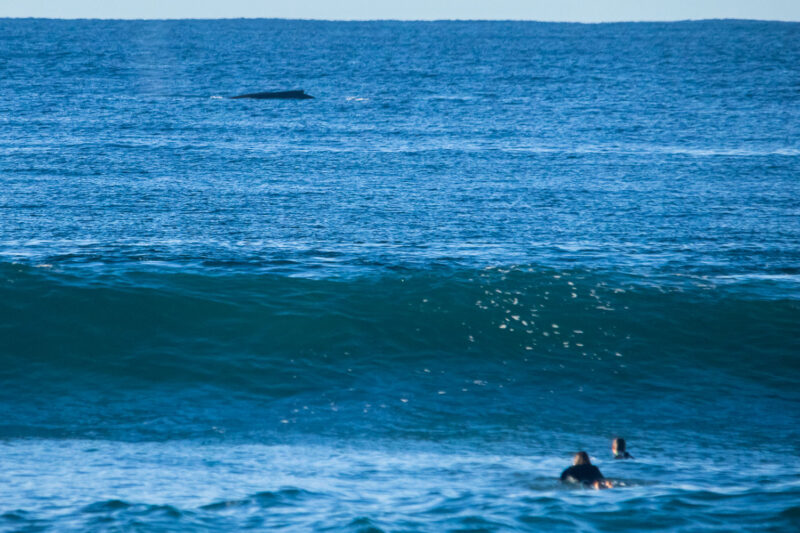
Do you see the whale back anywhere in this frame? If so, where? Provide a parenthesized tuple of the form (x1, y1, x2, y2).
(231, 90, 313, 100)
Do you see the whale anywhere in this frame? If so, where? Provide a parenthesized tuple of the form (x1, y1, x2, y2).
(231, 90, 313, 100)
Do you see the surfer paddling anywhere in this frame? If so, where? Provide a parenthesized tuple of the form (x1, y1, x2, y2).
(612, 437, 633, 459)
(560, 452, 613, 489)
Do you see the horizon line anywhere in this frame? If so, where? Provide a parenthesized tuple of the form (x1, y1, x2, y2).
(1, 16, 798, 23)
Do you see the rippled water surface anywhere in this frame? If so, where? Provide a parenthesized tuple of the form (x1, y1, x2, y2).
(1, 18, 799, 532)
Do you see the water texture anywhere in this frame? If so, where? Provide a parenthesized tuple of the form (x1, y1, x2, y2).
(0, 19, 799, 532)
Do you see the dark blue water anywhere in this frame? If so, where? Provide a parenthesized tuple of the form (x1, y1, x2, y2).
(1, 19, 799, 532)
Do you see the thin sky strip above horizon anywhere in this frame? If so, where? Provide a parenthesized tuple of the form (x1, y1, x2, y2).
(2, 0, 800, 22)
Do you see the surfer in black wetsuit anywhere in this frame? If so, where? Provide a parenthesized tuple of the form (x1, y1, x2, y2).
(560, 451, 612, 489)
(612, 438, 633, 459)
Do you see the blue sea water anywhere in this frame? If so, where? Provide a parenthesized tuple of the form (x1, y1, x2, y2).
(1, 18, 799, 532)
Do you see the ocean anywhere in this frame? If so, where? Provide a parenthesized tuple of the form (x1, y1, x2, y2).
(1, 18, 799, 532)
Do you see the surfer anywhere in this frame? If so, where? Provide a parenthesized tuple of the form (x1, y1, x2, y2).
(560, 452, 613, 489)
(612, 437, 633, 459)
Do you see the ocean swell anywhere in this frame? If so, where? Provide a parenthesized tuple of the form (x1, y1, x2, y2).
(1, 261, 797, 441)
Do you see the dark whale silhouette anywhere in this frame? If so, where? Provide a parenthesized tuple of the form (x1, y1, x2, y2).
(231, 90, 313, 100)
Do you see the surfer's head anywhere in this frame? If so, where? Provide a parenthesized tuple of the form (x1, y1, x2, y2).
(573, 451, 591, 466)
(612, 438, 626, 456)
